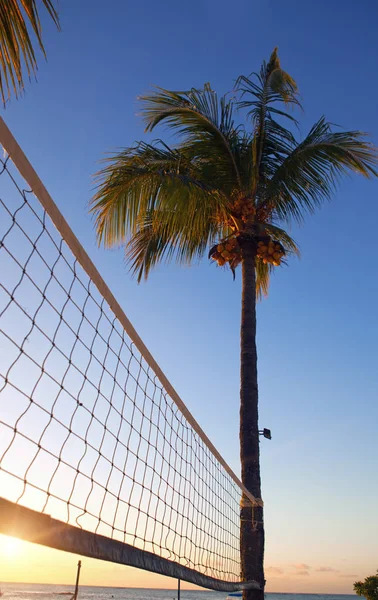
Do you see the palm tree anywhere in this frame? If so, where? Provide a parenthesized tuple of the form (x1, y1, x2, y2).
(90, 49, 378, 600)
(0, 0, 60, 103)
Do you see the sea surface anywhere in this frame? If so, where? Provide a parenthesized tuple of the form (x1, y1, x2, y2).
(0, 584, 357, 600)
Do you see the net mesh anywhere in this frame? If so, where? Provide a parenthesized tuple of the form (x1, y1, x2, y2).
(0, 152, 242, 586)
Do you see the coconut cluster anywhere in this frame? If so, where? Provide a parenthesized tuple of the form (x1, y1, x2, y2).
(210, 235, 286, 270)
(211, 237, 242, 267)
(256, 238, 285, 266)
(231, 198, 256, 224)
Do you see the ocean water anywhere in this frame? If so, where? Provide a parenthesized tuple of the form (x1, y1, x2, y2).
(0, 584, 356, 600)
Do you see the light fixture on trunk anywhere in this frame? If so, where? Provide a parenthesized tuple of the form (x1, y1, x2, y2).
(259, 428, 271, 440)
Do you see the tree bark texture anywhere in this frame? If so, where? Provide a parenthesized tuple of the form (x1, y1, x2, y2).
(240, 242, 265, 600)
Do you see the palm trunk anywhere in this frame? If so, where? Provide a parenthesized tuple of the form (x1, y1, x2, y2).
(240, 242, 265, 600)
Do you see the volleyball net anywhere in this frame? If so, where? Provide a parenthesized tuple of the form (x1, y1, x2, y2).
(0, 118, 260, 591)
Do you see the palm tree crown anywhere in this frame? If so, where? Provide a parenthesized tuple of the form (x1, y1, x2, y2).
(91, 49, 377, 295)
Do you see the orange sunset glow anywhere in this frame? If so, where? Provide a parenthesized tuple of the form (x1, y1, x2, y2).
(0, 534, 364, 593)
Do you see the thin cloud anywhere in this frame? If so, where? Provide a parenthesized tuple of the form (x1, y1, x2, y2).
(292, 563, 311, 570)
(295, 570, 310, 577)
(316, 567, 340, 573)
(339, 574, 358, 578)
(266, 567, 284, 575)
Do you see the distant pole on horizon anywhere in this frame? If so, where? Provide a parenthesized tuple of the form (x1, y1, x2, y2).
(73, 561, 82, 600)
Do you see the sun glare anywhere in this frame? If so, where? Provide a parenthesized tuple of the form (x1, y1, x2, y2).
(0, 535, 24, 558)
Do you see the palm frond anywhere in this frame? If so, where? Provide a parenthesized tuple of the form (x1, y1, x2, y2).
(263, 117, 378, 223)
(0, 0, 60, 103)
(126, 206, 230, 282)
(236, 47, 300, 120)
(125, 211, 179, 283)
(90, 140, 228, 254)
(255, 114, 297, 184)
(255, 258, 272, 299)
(139, 84, 244, 190)
(254, 225, 298, 298)
(236, 48, 300, 196)
(262, 223, 300, 256)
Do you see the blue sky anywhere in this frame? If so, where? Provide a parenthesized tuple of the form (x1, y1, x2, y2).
(1, 0, 378, 592)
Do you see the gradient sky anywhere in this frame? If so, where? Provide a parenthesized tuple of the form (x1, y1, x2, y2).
(1, 0, 378, 593)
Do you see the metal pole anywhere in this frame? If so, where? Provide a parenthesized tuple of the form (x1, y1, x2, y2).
(73, 560, 82, 600)
(177, 578, 180, 600)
